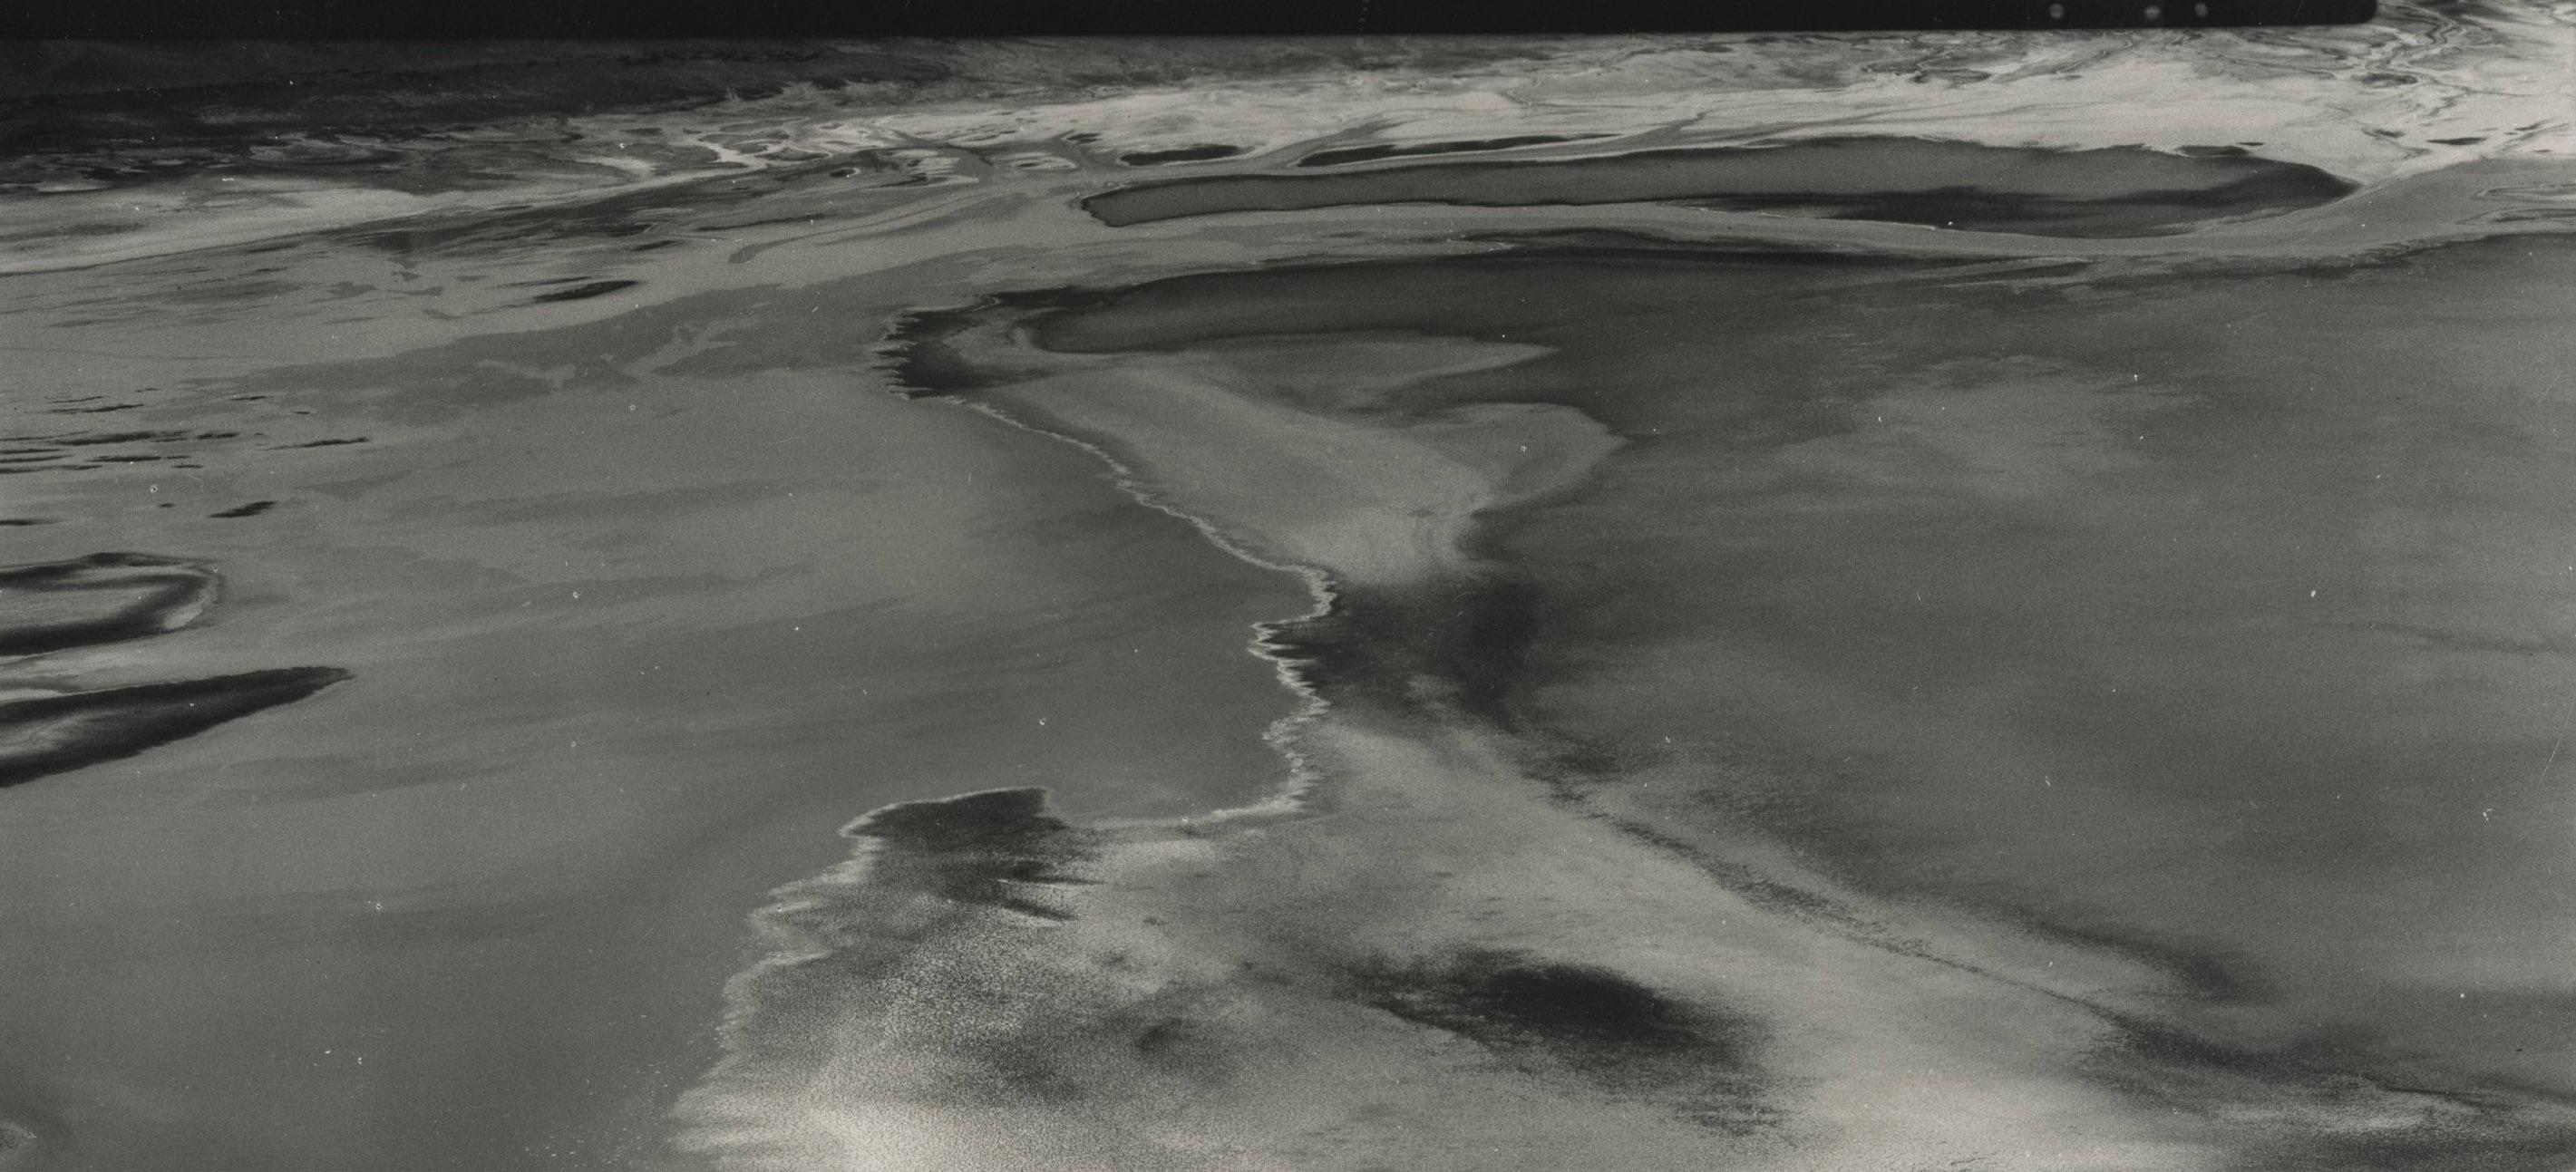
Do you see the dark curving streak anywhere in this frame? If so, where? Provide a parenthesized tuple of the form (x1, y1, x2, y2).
(1082, 136, 2357, 237)
(0, 668, 352, 789)
(0, 553, 220, 656)
(1296, 133, 1606, 168)
(1117, 143, 1242, 166)
(527, 278, 639, 304)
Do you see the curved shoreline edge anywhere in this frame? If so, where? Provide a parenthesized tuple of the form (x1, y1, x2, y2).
(666, 237, 2576, 1169)
(667, 299, 1664, 1169)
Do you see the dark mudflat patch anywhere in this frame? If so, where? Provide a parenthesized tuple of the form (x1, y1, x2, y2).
(1118, 143, 1242, 166)
(1351, 949, 1706, 1051)
(0, 552, 219, 656)
(0, 666, 350, 788)
(527, 278, 638, 304)
(209, 500, 276, 518)
(1345, 947, 1771, 1132)
(879, 291, 1101, 397)
(844, 788, 1093, 920)
(1296, 133, 1604, 168)
(1083, 136, 2356, 237)
(1271, 576, 1540, 727)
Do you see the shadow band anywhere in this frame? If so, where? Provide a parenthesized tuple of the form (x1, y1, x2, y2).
(0, 668, 353, 789)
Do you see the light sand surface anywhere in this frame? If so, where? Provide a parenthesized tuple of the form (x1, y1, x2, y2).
(678, 704, 2576, 1170)
(955, 334, 1607, 586)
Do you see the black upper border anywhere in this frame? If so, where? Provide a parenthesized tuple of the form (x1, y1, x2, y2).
(5, 0, 2377, 40)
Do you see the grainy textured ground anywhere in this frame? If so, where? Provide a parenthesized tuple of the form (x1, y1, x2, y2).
(2, 6, 2571, 1169)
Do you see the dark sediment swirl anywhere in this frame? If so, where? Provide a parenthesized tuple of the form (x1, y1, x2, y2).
(0, 553, 220, 656)
(1082, 136, 2357, 237)
(0, 667, 351, 788)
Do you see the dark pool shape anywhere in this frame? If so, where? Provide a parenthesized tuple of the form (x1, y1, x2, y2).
(0, 553, 221, 657)
(1349, 948, 1712, 1054)
(1081, 136, 2357, 237)
(0, 667, 351, 789)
